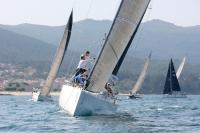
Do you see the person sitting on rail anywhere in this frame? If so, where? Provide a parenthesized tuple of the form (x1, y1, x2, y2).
(73, 72, 88, 86)
(74, 51, 95, 76)
(74, 54, 87, 77)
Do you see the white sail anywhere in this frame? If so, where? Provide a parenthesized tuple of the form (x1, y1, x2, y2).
(87, 0, 151, 92)
(40, 12, 73, 96)
(176, 57, 186, 79)
(131, 53, 151, 94)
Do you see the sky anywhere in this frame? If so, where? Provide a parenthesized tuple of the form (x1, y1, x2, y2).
(0, 0, 200, 27)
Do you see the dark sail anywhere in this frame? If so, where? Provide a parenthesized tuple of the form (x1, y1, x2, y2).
(163, 63, 172, 94)
(170, 59, 181, 92)
(61, 11, 73, 64)
(112, 0, 151, 76)
(40, 11, 73, 96)
(163, 59, 181, 94)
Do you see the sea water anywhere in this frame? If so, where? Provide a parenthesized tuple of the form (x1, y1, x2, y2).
(0, 95, 200, 133)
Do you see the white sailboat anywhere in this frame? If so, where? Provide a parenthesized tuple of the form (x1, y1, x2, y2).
(59, 0, 151, 116)
(32, 11, 73, 101)
(176, 57, 186, 79)
(129, 53, 151, 99)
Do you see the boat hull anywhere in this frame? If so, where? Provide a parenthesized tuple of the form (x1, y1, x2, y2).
(163, 93, 187, 98)
(59, 84, 117, 116)
(32, 91, 40, 102)
(128, 95, 141, 99)
(32, 91, 52, 102)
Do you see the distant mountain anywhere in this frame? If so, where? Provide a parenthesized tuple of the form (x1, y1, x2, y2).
(0, 27, 55, 63)
(0, 20, 200, 94)
(1, 19, 200, 64)
(0, 27, 79, 77)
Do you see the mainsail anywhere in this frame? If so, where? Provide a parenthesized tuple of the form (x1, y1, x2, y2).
(176, 57, 186, 79)
(40, 11, 73, 96)
(163, 59, 181, 94)
(131, 53, 151, 95)
(87, 0, 151, 92)
(112, 0, 150, 76)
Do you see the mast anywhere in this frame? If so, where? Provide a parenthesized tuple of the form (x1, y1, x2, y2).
(86, 0, 151, 93)
(112, 0, 150, 76)
(130, 52, 151, 95)
(176, 57, 186, 79)
(40, 11, 73, 96)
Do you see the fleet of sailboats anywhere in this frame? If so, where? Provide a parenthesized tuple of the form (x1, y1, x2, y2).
(29, 0, 190, 117)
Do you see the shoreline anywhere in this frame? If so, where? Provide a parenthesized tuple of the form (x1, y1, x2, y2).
(0, 91, 130, 96)
(0, 91, 60, 96)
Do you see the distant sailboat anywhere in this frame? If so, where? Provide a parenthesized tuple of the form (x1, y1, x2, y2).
(163, 59, 186, 98)
(176, 57, 186, 79)
(59, 0, 151, 116)
(32, 11, 73, 101)
(129, 52, 151, 99)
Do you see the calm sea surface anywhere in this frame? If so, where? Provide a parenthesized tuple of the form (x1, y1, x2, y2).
(0, 95, 200, 133)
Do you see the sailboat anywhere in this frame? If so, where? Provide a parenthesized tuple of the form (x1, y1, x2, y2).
(163, 59, 186, 98)
(32, 11, 73, 101)
(129, 53, 151, 99)
(59, 0, 151, 116)
(176, 57, 186, 79)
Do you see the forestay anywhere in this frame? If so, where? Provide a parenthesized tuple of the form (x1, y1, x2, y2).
(87, 0, 151, 92)
(176, 57, 186, 79)
(131, 53, 151, 94)
(40, 11, 73, 96)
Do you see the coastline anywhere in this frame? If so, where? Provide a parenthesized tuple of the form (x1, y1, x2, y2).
(0, 91, 60, 96)
(0, 91, 132, 96)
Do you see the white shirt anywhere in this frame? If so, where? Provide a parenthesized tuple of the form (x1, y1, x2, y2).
(77, 59, 87, 70)
(77, 56, 95, 71)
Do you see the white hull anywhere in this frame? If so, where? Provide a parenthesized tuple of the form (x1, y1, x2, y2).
(32, 91, 40, 102)
(32, 91, 52, 102)
(59, 84, 117, 116)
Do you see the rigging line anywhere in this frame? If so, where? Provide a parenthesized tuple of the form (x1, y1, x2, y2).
(131, 1, 153, 56)
(108, 42, 119, 60)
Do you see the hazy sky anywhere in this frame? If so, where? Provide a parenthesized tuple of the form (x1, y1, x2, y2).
(0, 0, 200, 26)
